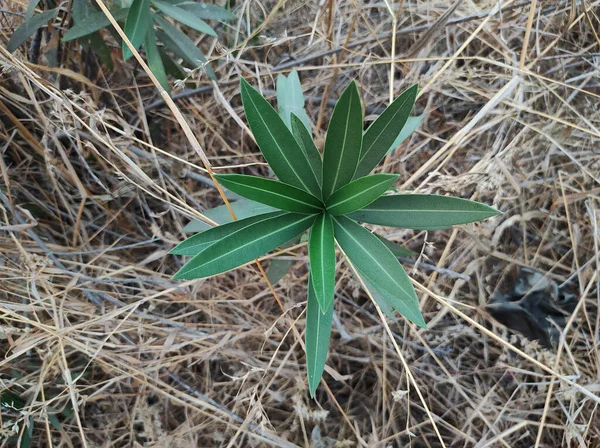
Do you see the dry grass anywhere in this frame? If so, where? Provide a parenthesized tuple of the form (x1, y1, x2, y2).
(1, 0, 600, 446)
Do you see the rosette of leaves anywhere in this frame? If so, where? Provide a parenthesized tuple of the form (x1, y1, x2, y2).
(8, 0, 235, 86)
(170, 77, 500, 397)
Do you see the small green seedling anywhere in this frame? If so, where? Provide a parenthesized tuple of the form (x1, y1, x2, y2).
(170, 76, 500, 397)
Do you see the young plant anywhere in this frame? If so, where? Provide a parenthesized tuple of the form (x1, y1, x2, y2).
(170, 76, 500, 397)
(9, 0, 235, 86)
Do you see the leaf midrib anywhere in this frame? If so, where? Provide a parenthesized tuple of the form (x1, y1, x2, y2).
(226, 178, 322, 212)
(328, 92, 355, 196)
(360, 93, 412, 163)
(358, 208, 495, 214)
(128, 0, 148, 43)
(328, 179, 391, 212)
(182, 214, 313, 277)
(318, 216, 326, 300)
(243, 84, 317, 193)
(334, 217, 414, 300)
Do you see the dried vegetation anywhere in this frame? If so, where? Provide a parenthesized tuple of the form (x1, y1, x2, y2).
(1, 0, 600, 446)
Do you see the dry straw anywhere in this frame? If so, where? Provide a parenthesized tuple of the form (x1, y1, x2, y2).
(0, 0, 599, 446)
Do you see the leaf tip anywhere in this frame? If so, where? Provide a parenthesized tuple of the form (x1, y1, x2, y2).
(308, 383, 317, 398)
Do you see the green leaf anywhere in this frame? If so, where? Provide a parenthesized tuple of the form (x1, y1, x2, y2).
(277, 71, 311, 132)
(291, 113, 321, 187)
(322, 81, 363, 200)
(145, 26, 169, 90)
(153, 0, 217, 36)
(122, 0, 152, 60)
(8, 9, 58, 52)
(172, 211, 285, 255)
(182, 198, 277, 232)
(89, 33, 114, 70)
(308, 213, 335, 313)
(348, 194, 501, 230)
(326, 174, 398, 216)
(71, 0, 90, 21)
(385, 115, 424, 155)
(47, 412, 62, 431)
(240, 78, 321, 198)
(154, 15, 215, 78)
(25, 0, 41, 23)
(267, 257, 294, 284)
(173, 213, 316, 279)
(214, 174, 324, 214)
(159, 47, 186, 78)
(376, 234, 416, 257)
(332, 215, 425, 327)
(21, 418, 33, 448)
(306, 274, 333, 398)
(63, 7, 129, 41)
(266, 234, 302, 283)
(178, 2, 236, 21)
(354, 84, 418, 179)
(362, 277, 395, 320)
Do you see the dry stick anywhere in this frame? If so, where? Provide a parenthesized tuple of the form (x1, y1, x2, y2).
(315, 13, 357, 131)
(382, 0, 397, 105)
(518, 0, 538, 71)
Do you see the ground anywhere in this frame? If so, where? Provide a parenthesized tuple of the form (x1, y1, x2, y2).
(1, 0, 600, 446)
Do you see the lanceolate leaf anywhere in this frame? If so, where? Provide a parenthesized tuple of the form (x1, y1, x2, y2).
(89, 33, 114, 69)
(309, 214, 336, 313)
(153, 0, 217, 36)
(362, 276, 395, 320)
(171, 211, 285, 255)
(267, 257, 294, 284)
(182, 199, 277, 233)
(154, 15, 206, 64)
(277, 71, 311, 132)
(145, 26, 169, 90)
(326, 174, 398, 216)
(354, 84, 418, 179)
(63, 8, 129, 41)
(386, 115, 424, 156)
(332, 215, 425, 327)
(291, 113, 322, 186)
(159, 47, 186, 78)
(322, 81, 363, 200)
(178, 2, 236, 21)
(348, 194, 501, 230)
(240, 78, 321, 198)
(25, 0, 41, 22)
(214, 174, 324, 214)
(7, 9, 58, 52)
(306, 275, 334, 398)
(173, 213, 316, 279)
(122, 0, 152, 60)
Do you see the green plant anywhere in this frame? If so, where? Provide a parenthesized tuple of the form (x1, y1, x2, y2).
(8, 0, 235, 86)
(170, 74, 500, 397)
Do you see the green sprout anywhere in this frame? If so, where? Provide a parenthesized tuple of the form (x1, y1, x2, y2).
(170, 75, 500, 397)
